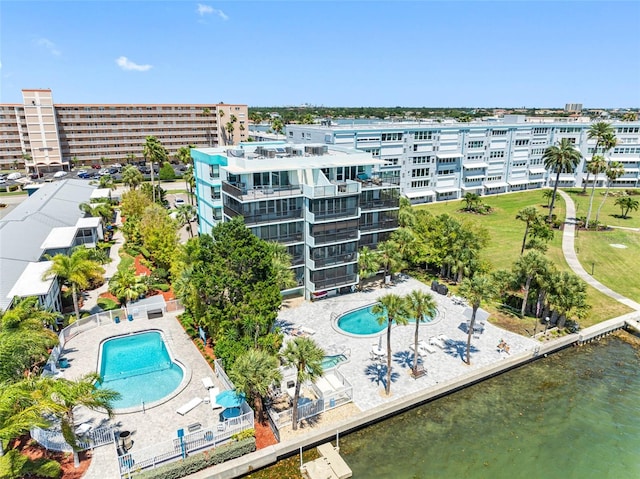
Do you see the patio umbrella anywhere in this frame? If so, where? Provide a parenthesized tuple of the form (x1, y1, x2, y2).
(215, 389, 246, 409)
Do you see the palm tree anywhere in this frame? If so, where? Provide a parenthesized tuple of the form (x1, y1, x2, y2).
(595, 161, 625, 226)
(513, 251, 551, 317)
(79, 201, 113, 224)
(377, 240, 404, 283)
(515, 206, 539, 255)
(271, 117, 284, 136)
(615, 196, 639, 218)
(143, 136, 168, 203)
(371, 294, 409, 395)
(281, 337, 324, 430)
(459, 275, 496, 365)
(268, 242, 296, 290)
(121, 165, 143, 190)
(462, 192, 480, 211)
(584, 122, 614, 193)
(584, 155, 608, 229)
(175, 204, 197, 238)
(398, 196, 416, 228)
(98, 173, 115, 191)
(542, 189, 554, 208)
(404, 290, 437, 377)
(44, 248, 105, 322)
(542, 139, 582, 222)
(202, 108, 212, 146)
(182, 167, 195, 205)
(546, 271, 588, 329)
(41, 373, 119, 467)
(230, 349, 282, 423)
(108, 268, 148, 305)
(357, 246, 380, 290)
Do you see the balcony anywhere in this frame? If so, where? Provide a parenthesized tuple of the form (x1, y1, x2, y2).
(223, 205, 303, 225)
(310, 274, 358, 291)
(222, 182, 303, 201)
(309, 230, 360, 247)
(360, 198, 399, 211)
(303, 180, 360, 199)
(359, 218, 399, 232)
(311, 252, 358, 269)
(309, 207, 360, 223)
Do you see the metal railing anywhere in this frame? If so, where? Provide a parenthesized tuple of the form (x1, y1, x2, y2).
(31, 425, 116, 453)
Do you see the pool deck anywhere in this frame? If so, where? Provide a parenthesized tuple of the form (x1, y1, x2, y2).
(58, 314, 226, 478)
(61, 276, 537, 477)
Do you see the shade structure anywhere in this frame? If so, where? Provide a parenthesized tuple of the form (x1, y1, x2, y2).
(215, 389, 245, 409)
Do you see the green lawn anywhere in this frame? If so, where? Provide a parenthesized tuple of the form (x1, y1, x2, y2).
(564, 188, 640, 229)
(575, 229, 640, 304)
(415, 191, 633, 324)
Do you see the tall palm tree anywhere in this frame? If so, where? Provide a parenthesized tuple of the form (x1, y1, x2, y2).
(515, 206, 539, 255)
(271, 117, 284, 136)
(268, 242, 296, 290)
(121, 165, 143, 190)
(542, 139, 582, 222)
(584, 122, 614, 193)
(594, 161, 625, 225)
(459, 275, 496, 365)
(40, 373, 120, 467)
(542, 189, 554, 208)
(584, 155, 608, 229)
(202, 108, 212, 146)
(404, 290, 437, 377)
(376, 240, 404, 283)
(108, 269, 148, 305)
(281, 337, 324, 430)
(230, 349, 282, 423)
(175, 204, 197, 238)
(546, 271, 588, 329)
(371, 293, 409, 395)
(182, 167, 195, 205)
(513, 250, 551, 317)
(98, 173, 115, 191)
(44, 248, 105, 322)
(357, 246, 380, 290)
(143, 136, 168, 203)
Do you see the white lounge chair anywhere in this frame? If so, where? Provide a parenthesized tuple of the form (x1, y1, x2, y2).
(209, 388, 222, 409)
(299, 326, 316, 336)
(429, 336, 447, 349)
(176, 397, 203, 416)
(418, 340, 438, 354)
(202, 377, 215, 390)
(409, 343, 428, 358)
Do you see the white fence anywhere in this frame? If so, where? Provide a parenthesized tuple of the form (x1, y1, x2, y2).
(31, 425, 117, 453)
(118, 408, 254, 476)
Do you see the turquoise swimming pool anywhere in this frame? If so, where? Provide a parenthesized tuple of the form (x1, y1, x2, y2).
(336, 304, 434, 336)
(322, 354, 348, 370)
(98, 331, 183, 409)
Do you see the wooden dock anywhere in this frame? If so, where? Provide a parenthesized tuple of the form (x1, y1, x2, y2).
(301, 442, 352, 479)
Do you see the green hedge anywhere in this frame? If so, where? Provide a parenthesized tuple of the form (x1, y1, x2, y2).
(135, 437, 256, 479)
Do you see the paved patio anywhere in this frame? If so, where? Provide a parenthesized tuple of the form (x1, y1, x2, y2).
(276, 276, 539, 412)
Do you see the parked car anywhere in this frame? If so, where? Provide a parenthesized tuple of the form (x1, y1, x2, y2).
(92, 164, 101, 169)
(98, 168, 110, 176)
(77, 171, 92, 179)
(29, 172, 43, 180)
(7, 172, 22, 180)
(108, 167, 119, 175)
(174, 198, 185, 208)
(53, 171, 68, 178)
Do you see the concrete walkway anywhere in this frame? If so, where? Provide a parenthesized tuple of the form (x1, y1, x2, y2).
(558, 190, 640, 311)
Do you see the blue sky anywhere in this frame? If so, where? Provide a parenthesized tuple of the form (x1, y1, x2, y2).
(2, 1, 639, 107)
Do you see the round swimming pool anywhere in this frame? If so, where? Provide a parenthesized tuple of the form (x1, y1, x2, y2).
(98, 331, 184, 410)
(336, 304, 435, 337)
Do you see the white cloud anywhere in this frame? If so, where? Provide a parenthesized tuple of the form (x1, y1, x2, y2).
(196, 3, 228, 20)
(35, 38, 61, 56)
(116, 56, 153, 72)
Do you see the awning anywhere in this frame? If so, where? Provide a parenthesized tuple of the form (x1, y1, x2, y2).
(405, 190, 435, 198)
(435, 186, 460, 194)
(464, 176, 486, 181)
(621, 167, 639, 172)
(508, 179, 529, 186)
(436, 153, 463, 159)
(40, 227, 77, 249)
(461, 185, 484, 191)
(528, 167, 547, 174)
(557, 175, 576, 182)
(483, 182, 509, 188)
(529, 179, 546, 184)
(463, 162, 489, 169)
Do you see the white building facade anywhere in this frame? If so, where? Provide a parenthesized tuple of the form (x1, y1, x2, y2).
(285, 118, 640, 204)
(192, 142, 400, 299)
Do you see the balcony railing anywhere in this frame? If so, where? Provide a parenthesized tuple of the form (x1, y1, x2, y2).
(222, 182, 303, 201)
(359, 218, 399, 232)
(310, 274, 358, 291)
(360, 199, 399, 211)
(310, 230, 359, 246)
(223, 205, 303, 225)
(303, 181, 360, 198)
(310, 207, 359, 222)
(311, 252, 358, 269)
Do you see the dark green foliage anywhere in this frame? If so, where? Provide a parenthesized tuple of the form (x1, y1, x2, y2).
(159, 161, 176, 181)
(97, 297, 119, 311)
(150, 267, 169, 282)
(180, 217, 283, 366)
(0, 449, 62, 479)
(136, 437, 256, 479)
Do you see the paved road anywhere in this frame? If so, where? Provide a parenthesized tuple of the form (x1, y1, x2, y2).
(558, 189, 640, 311)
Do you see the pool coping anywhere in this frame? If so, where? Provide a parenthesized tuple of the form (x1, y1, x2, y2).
(96, 328, 192, 414)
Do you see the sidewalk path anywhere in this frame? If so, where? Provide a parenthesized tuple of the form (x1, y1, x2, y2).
(558, 190, 640, 311)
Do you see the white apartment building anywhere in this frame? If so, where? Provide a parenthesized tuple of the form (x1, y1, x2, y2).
(0, 89, 248, 172)
(192, 142, 400, 299)
(285, 116, 640, 204)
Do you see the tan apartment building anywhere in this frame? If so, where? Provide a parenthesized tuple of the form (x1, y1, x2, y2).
(0, 89, 248, 172)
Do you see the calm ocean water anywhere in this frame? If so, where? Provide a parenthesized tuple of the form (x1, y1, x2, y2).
(251, 333, 640, 479)
(340, 334, 640, 479)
